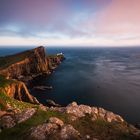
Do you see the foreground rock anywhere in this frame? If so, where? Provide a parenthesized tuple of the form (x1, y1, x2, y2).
(0, 108, 36, 129)
(0, 102, 140, 140)
(15, 108, 36, 123)
(28, 117, 80, 140)
(51, 102, 124, 123)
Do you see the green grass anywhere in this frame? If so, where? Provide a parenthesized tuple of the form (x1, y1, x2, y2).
(0, 50, 32, 69)
(0, 109, 69, 140)
(0, 92, 36, 111)
(0, 75, 14, 88)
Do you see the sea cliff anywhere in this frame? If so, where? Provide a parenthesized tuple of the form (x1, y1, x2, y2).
(0, 46, 64, 81)
(0, 47, 140, 140)
(0, 46, 64, 104)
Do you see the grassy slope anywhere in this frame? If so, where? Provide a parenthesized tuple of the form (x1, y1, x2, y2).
(0, 50, 32, 69)
(0, 75, 14, 88)
(0, 92, 36, 111)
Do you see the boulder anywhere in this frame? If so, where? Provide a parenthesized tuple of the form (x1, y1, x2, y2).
(49, 117, 64, 127)
(60, 125, 80, 140)
(29, 123, 58, 140)
(0, 115, 16, 129)
(15, 108, 36, 123)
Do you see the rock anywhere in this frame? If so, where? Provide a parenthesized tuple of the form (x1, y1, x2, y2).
(60, 125, 80, 140)
(79, 105, 92, 114)
(15, 108, 36, 123)
(85, 135, 91, 139)
(33, 86, 53, 91)
(49, 117, 64, 127)
(65, 102, 125, 123)
(66, 104, 85, 118)
(0, 115, 16, 128)
(98, 108, 106, 118)
(46, 99, 61, 107)
(91, 107, 98, 114)
(105, 111, 124, 123)
(0, 47, 49, 79)
(29, 123, 58, 140)
(70, 102, 78, 107)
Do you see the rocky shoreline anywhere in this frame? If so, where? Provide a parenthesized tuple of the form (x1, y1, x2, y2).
(0, 46, 140, 140)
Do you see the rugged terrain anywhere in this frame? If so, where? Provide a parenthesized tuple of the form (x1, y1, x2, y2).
(0, 47, 140, 140)
(0, 46, 64, 104)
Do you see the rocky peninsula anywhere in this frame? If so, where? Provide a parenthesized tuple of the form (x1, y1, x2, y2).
(0, 47, 140, 140)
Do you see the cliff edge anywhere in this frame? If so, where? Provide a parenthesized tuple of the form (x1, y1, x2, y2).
(0, 46, 64, 104)
(0, 46, 64, 80)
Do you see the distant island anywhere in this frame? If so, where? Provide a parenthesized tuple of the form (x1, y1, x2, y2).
(0, 47, 140, 140)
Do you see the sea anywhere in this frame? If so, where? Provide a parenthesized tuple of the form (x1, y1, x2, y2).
(0, 46, 140, 125)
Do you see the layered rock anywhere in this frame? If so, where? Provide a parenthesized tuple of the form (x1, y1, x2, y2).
(0, 80, 39, 104)
(0, 47, 48, 80)
(0, 46, 64, 81)
(0, 46, 64, 104)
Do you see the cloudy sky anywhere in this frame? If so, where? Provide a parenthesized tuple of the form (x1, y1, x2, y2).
(0, 0, 140, 47)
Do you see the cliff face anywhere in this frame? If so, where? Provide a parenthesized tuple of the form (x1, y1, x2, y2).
(0, 80, 39, 104)
(0, 46, 49, 80)
(0, 46, 64, 104)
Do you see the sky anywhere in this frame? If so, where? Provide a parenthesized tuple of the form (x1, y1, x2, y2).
(0, 0, 140, 47)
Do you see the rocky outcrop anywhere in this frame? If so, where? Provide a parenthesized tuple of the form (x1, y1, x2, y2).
(0, 46, 64, 81)
(0, 102, 140, 140)
(0, 80, 39, 104)
(51, 102, 124, 123)
(0, 108, 36, 129)
(28, 117, 80, 140)
(0, 47, 48, 80)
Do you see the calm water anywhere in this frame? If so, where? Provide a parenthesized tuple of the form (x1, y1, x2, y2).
(0, 47, 140, 124)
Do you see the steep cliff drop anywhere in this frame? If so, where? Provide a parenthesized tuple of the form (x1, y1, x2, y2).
(0, 46, 64, 104)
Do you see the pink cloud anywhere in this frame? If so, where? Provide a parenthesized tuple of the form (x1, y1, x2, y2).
(96, 0, 140, 36)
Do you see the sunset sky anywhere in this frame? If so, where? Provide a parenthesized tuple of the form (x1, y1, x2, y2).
(0, 0, 140, 47)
